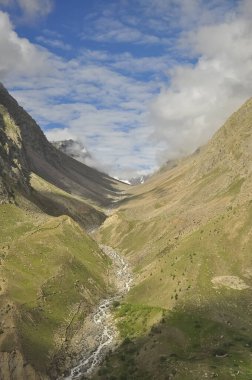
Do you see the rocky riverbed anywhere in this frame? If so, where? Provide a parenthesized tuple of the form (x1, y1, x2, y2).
(63, 245, 133, 379)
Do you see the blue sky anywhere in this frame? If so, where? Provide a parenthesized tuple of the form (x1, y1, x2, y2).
(0, 0, 251, 178)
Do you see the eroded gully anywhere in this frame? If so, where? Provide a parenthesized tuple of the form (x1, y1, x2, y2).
(63, 244, 133, 380)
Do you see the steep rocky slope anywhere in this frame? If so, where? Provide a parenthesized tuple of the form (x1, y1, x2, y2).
(94, 98, 252, 379)
(0, 83, 125, 208)
(0, 104, 31, 202)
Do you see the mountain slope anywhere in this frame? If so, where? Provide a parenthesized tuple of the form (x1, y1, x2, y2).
(2, 83, 252, 379)
(0, 104, 31, 202)
(0, 84, 127, 379)
(0, 83, 126, 208)
(94, 98, 252, 379)
(0, 83, 129, 231)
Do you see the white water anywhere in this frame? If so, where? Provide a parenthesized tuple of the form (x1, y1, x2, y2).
(64, 245, 132, 379)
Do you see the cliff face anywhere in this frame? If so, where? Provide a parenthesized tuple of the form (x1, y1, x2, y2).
(0, 105, 31, 202)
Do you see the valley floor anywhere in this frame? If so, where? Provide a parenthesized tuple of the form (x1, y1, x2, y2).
(63, 245, 132, 379)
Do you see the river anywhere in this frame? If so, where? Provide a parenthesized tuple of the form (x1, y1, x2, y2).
(63, 245, 132, 380)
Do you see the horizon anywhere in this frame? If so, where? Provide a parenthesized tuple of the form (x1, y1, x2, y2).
(0, 0, 252, 178)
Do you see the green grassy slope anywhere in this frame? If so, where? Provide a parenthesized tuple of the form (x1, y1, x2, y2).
(93, 99, 252, 379)
(0, 85, 128, 378)
(0, 199, 111, 376)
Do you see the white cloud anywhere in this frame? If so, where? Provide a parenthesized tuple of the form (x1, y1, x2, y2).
(17, 0, 53, 18)
(150, 2, 252, 164)
(45, 128, 75, 142)
(0, 0, 53, 20)
(36, 36, 71, 51)
(82, 14, 167, 45)
(0, 11, 56, 78)
(0, 11, 159, 177)
(2, 1, 252, 179)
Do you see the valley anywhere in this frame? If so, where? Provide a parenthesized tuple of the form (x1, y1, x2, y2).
(1, 84, 252, 379)
(64, 244, 132, 379)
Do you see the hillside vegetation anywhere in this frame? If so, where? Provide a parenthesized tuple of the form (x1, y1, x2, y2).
(93, 98, 252, 379)
(0, 84, 127, 379)
(2, 82, 252, 379)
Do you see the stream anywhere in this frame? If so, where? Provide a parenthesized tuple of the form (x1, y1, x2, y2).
(64, 245, 133, 379)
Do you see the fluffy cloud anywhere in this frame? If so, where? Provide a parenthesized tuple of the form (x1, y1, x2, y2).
(2, 1, 252, 178)
(0, 11, 160, 177)
(0, 11, 56, 78)
(150, 2, 252, 164)
(45, 128, 75, 141)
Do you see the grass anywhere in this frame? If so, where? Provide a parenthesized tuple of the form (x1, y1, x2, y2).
(0, 201, 111, 374)
(2, 93, 252, 379)
(93, 308, 252, 380)
(0, 203, 34, 245)
(115, 303, 164, 339)
(94, 144, 252, 379)
(219, 176, 245, 198)
(123, 200, 252, 310)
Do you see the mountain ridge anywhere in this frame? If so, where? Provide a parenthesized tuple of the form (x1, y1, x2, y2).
(0, 83, 126, 208)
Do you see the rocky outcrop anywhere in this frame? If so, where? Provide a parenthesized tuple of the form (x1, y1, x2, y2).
(0, 106, 31, 202)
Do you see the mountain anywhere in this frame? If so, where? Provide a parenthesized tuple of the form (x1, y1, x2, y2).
(2, 82, 252, 380)
(0, 84, 128, 379)
(93, 98, 252, 379)
(128, 174, 149, 185)
(52, 141, 150, 186)
(0, 102, 31, 202)
(51, 139, 93, 165)
(0, 84, 125, 209)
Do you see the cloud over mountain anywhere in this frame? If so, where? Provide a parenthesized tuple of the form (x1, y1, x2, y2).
(150, 1, 252, 164)
(1, 1, 252, 177)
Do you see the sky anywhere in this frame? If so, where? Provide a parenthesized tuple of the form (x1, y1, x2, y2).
(0, 0, 252, 178)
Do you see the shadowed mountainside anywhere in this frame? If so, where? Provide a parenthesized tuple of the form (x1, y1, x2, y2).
(0, 83, 126, 208)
